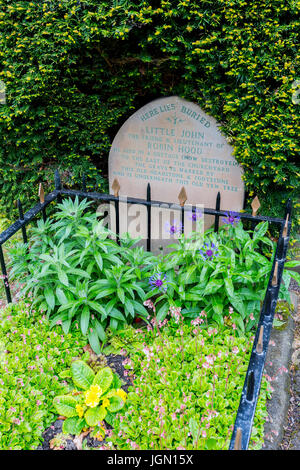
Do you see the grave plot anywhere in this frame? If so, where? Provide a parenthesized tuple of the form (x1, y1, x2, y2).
(0, 98, 296, 451)
(108, 96, 244, 253)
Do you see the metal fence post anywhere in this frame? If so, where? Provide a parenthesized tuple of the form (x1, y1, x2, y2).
(0, 245, 12, 303)
(178, 187, 187, 235)
(54, 169, 62, 203)
(17, 199, 28, 244)
(214, 191, 221, 232)
(112, 178, 120, 246)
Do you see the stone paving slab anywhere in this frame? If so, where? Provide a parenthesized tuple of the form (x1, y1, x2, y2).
(262, 292, 299, 450)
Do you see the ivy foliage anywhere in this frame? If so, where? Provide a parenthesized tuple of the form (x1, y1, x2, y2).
(0, 0, 299, 226)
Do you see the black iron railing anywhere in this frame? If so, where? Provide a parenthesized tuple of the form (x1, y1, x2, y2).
(0, 170, 292, 450)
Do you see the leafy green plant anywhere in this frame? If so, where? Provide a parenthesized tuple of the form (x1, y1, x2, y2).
(0, 301, 87, 450)
(145, 218, 297, 335)
(7, 197, 150, 353)
(107, 310, 271, 450)
(53, 360, 126, 439)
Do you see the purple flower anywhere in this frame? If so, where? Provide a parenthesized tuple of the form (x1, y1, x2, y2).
(149, 273, 168, 292)
(199, 241, 219, 260)
(222, 211, 240, 226)
(165, 221, 182, 236)
(188, 208, 203, 222)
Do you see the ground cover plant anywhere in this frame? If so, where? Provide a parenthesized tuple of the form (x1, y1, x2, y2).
(7, 198, 298, 354)
(0, 300, 87, 450)
(101, 310, 271, 450)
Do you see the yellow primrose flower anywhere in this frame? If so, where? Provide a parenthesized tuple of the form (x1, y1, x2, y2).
(116, 389, 127, 401)
(76, 404, 84, 418)
(94, 432, 104, 442)
(102, 398, 110, 408)
(85, 384, 102, 408)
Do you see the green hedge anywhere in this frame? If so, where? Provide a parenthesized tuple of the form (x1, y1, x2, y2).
(0, 0, 299, 230)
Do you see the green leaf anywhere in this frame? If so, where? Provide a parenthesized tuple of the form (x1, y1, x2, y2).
(189, 417, 200, 443)
(53, 395, 78, 418)
(93, 367, 113, 393)
(224, 277, 234, 297)
(253, 221, 268, 240)
(117, 288, 125, 304)
(85, 406, 107, 426)
(87, 301, 107, 317)
(211, 295, 223, 317)
(124, 298, 135, 317)
(45, 287, 55, 311)
(185, 294, 203, 301)
(104, 411, 115, 427)
(56, 287, 68, 305)
(70, 360, 95, 390)
(69, 268, 91, 279)
(129, 300, 149, 317)
(235, 224, 249, 243)
(62, 417, 86, 436)
(95, 288, 116, 300)
(105, 298, 117, 315)
(62, 318, 71, 334)
(289, 270, 300, 285)
(88, 329, 101, 355)
(245, 254, 253, 269)
(203, 279, 224, 295)
(94, 253, 103, 271)
(49, 311, 68, 328)
(80, 305, 90, 336)
(57, 301, 78, 313)
(205, 437, 217, 450)
(57, 269, 69, 287)
(156, 302, 170, 322)
(107, 395, 124, 413)
(110, 318, 119, 332)
(93, 319, 106, 343)
(58, 369, 72, 379)
(109, 309, 126, 322)
(199, 265, 209, 284)
(228, 294, 246, 318)
(284, 260, 300, 268)
(232, 312, 245, 333)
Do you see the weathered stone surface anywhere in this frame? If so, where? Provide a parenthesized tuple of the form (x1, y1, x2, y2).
(107, 96, 245, 251)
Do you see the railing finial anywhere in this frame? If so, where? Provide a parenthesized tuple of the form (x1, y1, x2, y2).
(178, 186, 187, 207)
(39, 183, 45, 204)
(282, 213, 289, 238)
(271, 261, 278, 286)
(251, 196, 261, 217)
(256, 325, 264, 354)
(233, 428, 242, 450)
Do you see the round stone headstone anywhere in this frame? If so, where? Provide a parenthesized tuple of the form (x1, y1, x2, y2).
(108, 96, 244, 251)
